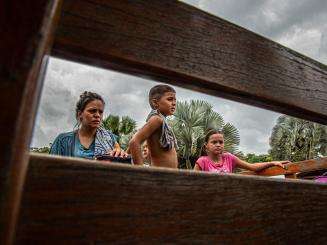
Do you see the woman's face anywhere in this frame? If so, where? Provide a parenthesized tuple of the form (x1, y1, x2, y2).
(78, 99, 104, 129)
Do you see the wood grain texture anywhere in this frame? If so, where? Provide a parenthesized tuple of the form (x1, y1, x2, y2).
(0, 1, 62, 244)
(16, 153, 327, 244)
(53, 0, 327, 124)
(240, 157, 327, 177)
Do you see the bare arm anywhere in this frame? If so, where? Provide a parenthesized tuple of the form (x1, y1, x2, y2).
(234, 157, 289, 172)
(129, 116, 163, 165)
(193, 162, 202, 171)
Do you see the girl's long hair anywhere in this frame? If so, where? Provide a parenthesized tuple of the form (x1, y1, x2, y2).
(200, 129, 224, 156)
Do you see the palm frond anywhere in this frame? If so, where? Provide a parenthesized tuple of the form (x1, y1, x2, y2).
(102, 115, 120, 136)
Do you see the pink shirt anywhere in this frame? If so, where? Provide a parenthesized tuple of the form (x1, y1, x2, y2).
(196, 153, 237, 173)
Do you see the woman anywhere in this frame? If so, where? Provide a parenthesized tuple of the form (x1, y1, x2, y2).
(50, 91, 126, 159)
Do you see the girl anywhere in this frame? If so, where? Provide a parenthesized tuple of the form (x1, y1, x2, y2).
(194, 130, 288, 173)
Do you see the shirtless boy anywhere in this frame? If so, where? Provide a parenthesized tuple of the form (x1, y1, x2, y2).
(129, 84, 178, 168)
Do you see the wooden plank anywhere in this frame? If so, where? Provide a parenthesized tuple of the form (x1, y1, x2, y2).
(296, 169, 327, 179)
(0, 1, 62, 244)
(16, 153, 327, 244)
(240, 157, 327, 177)
(53, 0, 327, 124)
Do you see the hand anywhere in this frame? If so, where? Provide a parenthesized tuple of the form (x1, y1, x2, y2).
(107, 148, 129, 158)
(271, 161, 290, 169)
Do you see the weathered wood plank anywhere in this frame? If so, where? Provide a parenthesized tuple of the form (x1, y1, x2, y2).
(240, 157, 327, 177)
(16, 153, 327, 244)
(0, 1, 62, 244)
(53, 0, 327, 124)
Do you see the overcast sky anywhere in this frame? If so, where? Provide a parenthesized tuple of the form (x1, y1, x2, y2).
(31, 0, 327, 154)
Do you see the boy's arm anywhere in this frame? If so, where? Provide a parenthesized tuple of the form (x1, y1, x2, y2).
(129, 116, 163, 165)
(234, 157, 289, 172)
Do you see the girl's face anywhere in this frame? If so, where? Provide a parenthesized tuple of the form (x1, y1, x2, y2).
(78, 99, 104, 129)
(205, 133, 224, 155)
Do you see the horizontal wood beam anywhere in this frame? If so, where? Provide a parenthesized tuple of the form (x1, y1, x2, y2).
(16, 154, 327, 243)
(53, 0, 327, 124)
(0, 1, 62, 244)
(240, 157, 327, 177)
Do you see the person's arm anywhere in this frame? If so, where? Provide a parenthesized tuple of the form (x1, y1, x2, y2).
(234, 156, 289, 172)
(194, 162, 202, 171)
(129, 116, 163, 165)
(125, 146, 130, 154)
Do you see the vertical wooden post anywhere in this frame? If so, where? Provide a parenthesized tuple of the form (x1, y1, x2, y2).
(0, 1, 62, 244)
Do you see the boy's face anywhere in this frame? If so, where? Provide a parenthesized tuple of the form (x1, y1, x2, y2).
(155, 92, 176, 116)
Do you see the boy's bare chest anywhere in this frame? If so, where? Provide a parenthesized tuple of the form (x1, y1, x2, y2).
(148, 130, 178, 168)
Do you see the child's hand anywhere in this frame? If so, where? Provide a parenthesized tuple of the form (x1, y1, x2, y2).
(271, 161, 290, 169)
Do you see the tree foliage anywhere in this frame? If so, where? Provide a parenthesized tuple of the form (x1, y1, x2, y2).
(30, 146, 51, 154)
(244, 153, 272, 163)
(102, 114, 137, 149)
(269, 115, 327, 161)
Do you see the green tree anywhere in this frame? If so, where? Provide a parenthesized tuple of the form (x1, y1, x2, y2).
(102, 114, 137, 148)
(30, 145, 51, 154)
(170, 100, 240, 169)
(269, 115, 327, 161)
(245, 153, 272, 163)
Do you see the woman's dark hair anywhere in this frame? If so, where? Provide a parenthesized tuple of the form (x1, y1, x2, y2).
(200, 129, 224, 156)
(75, 91, 105, 120)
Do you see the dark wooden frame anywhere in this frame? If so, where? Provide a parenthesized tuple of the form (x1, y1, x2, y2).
(1, 0, 326, 244)
(53, 0, 327, 124)
(16, 154, 327, 243)
(0, 1, 62, 244)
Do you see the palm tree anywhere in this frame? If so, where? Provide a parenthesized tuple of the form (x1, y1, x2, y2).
(102, 114, 137, 148)
(269, 115, 327, 161)
(103, 115, 120, 135)
(169, 100, 240, 169)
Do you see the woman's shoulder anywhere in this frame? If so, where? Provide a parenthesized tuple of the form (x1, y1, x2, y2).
(96, 127, 118, 143)
(97, 127, 116, 137)
(50, 131, 75, 155)
(54, 131, 75, 141)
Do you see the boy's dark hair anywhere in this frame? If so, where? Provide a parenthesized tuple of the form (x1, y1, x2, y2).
(200, 129, 224, 156)
(75, 91, 105, 119)
(148, 84, 176, 109)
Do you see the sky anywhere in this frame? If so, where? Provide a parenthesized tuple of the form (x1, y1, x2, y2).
(31, 0, 327, 154)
